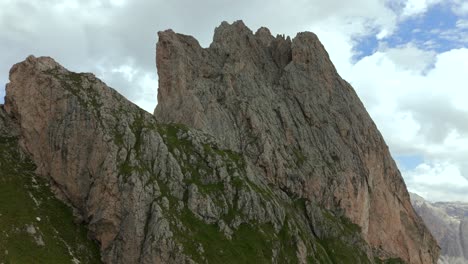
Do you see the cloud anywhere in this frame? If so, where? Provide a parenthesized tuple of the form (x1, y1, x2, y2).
(344, 47, 468, 142)
(451, 0, 468, 16)
(456, 19, 468, 29)
(384, 43, 436, 73)
(401, 0, 442, 17)
(405, 162, 468, 202)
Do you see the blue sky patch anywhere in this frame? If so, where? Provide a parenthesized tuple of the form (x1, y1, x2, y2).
(353, 2, 468, 61)
(352, 34, 379, 61)
(388, 3, 462, 52)
(395, 154, 424, 170)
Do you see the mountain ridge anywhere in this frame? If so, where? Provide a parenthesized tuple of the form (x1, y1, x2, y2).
(0, 21, 439, 263)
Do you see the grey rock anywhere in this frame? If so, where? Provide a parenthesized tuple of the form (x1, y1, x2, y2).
(155, 20, 439, 263)
(3, 55, 320, 263)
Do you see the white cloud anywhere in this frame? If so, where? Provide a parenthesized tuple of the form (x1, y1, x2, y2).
(410, 162, 468, 187)
(384, 43, 436, 73)
(405, 161, 468, 202)
(133, 73, 158, 113)
(401, 0, 442, 17)
(376, 28, 390, 39)
(456, 19, 468, 29)
(451, 0, 468, 16)
(93, 60, 157, 113)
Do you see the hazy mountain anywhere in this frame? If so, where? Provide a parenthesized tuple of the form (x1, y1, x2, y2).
(411, 192, 468, 264)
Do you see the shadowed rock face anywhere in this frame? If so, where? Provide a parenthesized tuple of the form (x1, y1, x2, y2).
(2, 21, 438, 263)
(155, 20, 439, 263)
(411, 193, 468, 264)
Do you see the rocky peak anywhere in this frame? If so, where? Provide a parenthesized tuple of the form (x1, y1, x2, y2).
(212, 20, 253, 48)
(254, 27, 275, 46)
(155, 21, 439, 263)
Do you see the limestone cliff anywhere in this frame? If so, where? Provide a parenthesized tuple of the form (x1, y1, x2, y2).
(155, 21, 439, 263)
(410, 193, 468, 264)
(1, 21, 439, 263)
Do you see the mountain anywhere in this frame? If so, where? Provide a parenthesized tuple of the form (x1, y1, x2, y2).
(410, 193, 468, 264)
(0, 21, 438, 263)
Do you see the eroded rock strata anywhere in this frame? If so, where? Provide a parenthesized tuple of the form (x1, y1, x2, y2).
(2, 21, 439, 263)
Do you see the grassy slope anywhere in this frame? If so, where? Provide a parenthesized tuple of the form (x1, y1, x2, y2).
(0, 135, 101, 264)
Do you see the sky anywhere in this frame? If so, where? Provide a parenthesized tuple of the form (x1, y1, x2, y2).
(1, 0, 468, 202)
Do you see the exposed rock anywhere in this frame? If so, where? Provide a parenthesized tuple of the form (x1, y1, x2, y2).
(4, 55, 369, 263)
(155, 20, 439, 263)
(410, 193, 468, 263)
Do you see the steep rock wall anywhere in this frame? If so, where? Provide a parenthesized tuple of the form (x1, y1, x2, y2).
(154, 20, 439, 263)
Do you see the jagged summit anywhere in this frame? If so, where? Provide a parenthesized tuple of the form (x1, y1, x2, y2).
(155, 21, 439, 263)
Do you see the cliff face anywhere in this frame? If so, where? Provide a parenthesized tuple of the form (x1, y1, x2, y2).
(155, 21, 439, 263)
(411, 193, 468, 264)
(1, 21, 438, 263)
(0, 106, 101, 262)
(5, 55, 377, 263)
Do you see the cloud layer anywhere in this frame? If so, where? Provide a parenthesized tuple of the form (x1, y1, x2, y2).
(1, 0, 467, 201)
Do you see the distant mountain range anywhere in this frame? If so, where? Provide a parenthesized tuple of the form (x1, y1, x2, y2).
(410, 193, 468, 264)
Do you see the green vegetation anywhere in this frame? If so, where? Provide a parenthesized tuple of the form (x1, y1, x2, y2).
(276, 218, 301, 263)
(291, 198, 374, 264)
(319, 238, 369, 264)
(315, 209, 372, 263)
(0, 135, 101, 263)
(176, 210, 276, 263)
(292, 148, 306, 167)
(316, 209, 371, 264)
